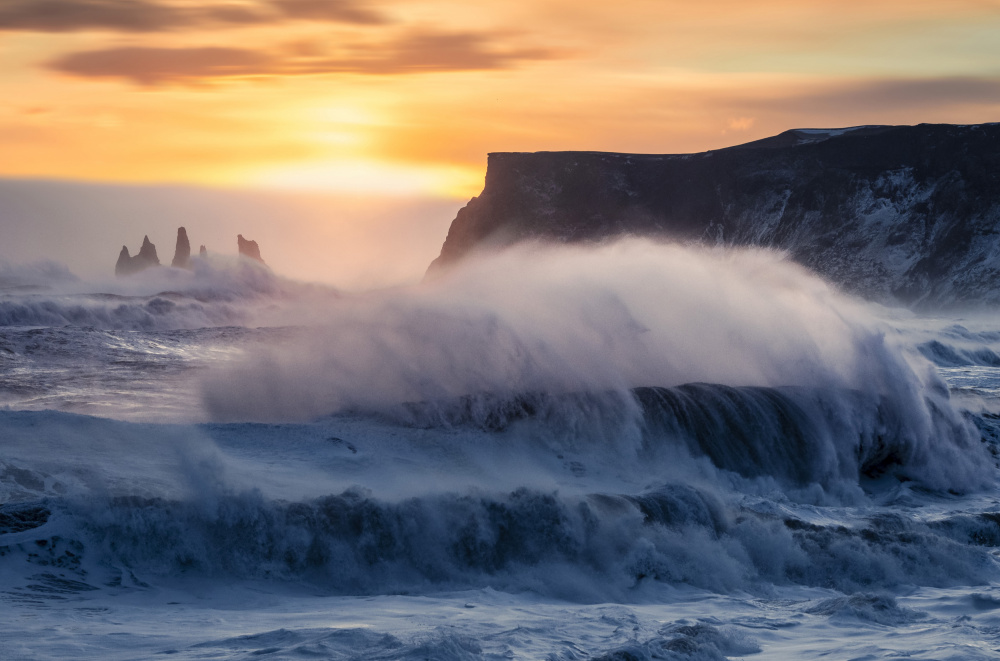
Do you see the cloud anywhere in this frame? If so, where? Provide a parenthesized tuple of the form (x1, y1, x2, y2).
(766, 77, 1000, 115)
(0, 0, 386, 32)
(271, 0, 385, 25)
(46, 31, 559, 85)
(0, 0, 188, 31)
(49, 47, 277, 85)
(304, 31, 558, 75)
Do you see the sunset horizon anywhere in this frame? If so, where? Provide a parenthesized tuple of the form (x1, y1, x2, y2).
(3, 0, 999, 198)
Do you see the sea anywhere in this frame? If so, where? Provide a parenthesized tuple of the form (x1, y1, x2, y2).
(4, 239, 1000, 660)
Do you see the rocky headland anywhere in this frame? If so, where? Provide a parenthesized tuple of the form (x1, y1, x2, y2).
(429, 123, 1000, 308)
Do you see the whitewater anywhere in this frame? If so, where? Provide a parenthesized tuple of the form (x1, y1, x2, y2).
(3, 240, 1000, 660)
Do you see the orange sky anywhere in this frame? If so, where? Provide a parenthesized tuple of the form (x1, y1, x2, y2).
(2, 0, 1000, 198)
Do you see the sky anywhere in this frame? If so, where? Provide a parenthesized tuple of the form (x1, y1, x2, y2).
(1, 0, 999, 285)
(3, 0, 1000, 197)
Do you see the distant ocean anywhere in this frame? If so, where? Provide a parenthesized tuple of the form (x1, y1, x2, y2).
(4, 240, 1000, 660)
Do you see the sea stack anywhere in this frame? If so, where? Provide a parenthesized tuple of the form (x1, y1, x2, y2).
(171, 227, 191, 268)
(136, 235, 159, 266)
(115, 246, 133, 276)
(237, 234, 264, 263)
(115, 235, 160, 276)
(199, 245, 207, 257)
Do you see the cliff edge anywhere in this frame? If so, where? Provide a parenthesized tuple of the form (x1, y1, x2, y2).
(429, 123, 1000, 307)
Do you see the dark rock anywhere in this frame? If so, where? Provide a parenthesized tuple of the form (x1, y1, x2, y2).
(199, 245, 207, 257)
(428, 123, 1000, 308)
(237, 234, 264, 263)
(171, 227, 191, 268)
(136, 235, 159, 266)
(114, 245, 132, 276)
(115, 235, 160, 276)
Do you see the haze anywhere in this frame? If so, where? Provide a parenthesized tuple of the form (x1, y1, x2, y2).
(0, 180, 460, 287)
(2, 0, 999, 285)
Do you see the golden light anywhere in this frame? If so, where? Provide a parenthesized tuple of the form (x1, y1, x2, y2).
(247, 158, 483, 197)
(0, 0, 998, 195)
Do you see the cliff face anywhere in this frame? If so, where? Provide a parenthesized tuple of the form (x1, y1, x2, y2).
(429, 123, 1000, 307)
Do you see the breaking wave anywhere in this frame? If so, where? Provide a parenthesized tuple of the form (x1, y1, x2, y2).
(202, 241, 993, 492)
(3, 239, 1000, 613)
(4, 473, 998, 602)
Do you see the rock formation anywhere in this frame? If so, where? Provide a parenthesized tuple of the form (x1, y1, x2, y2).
(115, 229, 267, 275)
(171, 227, 191, 268)
(115, 246, 132, 276)
(428, 123, 1000, 308)
(115, 235, 160, 276)
(137, 235, 159, 264)
(238, 234, 264, 263)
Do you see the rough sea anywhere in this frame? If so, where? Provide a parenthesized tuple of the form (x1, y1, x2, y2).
(4, 240, 1000, 660)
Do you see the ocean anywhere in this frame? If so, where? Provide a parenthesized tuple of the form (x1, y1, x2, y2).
(3, 239, 1000, 660)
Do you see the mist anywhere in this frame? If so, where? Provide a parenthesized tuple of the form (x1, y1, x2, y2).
(197, 239, 989, 491)
(0, 178, 463, 289)
(203, 240, 910, 415)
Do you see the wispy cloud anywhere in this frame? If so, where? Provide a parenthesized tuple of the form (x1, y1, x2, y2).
(0, 0, 386, 32)
(304, 32, 558, 75)
(0, 0, 190, 32)
(47, 46, 276, 85)
(271, 0, 384, 25)
(761, 76, 1000, 115)
(47, 31, 560, 84)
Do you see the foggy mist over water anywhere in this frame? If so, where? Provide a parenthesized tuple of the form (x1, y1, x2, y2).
(204, 240, 912, 414)
(0, 178, 462, 288)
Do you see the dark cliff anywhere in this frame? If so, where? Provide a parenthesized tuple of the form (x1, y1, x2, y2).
(429, 123, 1000, 307)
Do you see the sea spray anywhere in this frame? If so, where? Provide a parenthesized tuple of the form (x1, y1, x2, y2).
(202, 240, 993, 491)
(5, 242, 1000, 658)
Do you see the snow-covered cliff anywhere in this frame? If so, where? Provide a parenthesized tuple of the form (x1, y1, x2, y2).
(429, 123, 1000, 308)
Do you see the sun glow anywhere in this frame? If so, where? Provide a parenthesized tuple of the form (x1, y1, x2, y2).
(1, 0, 999, 194)
(249, 158, 483, 197)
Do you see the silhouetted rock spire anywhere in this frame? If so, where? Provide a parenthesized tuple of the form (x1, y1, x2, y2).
(115, 246, 132, 276)
(115, 235, 160, 276)
(116, 230, 266, 275)
(237, 234, 264, 263)
(171, 227, 191, 268)
(137, 236, 159, 265)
